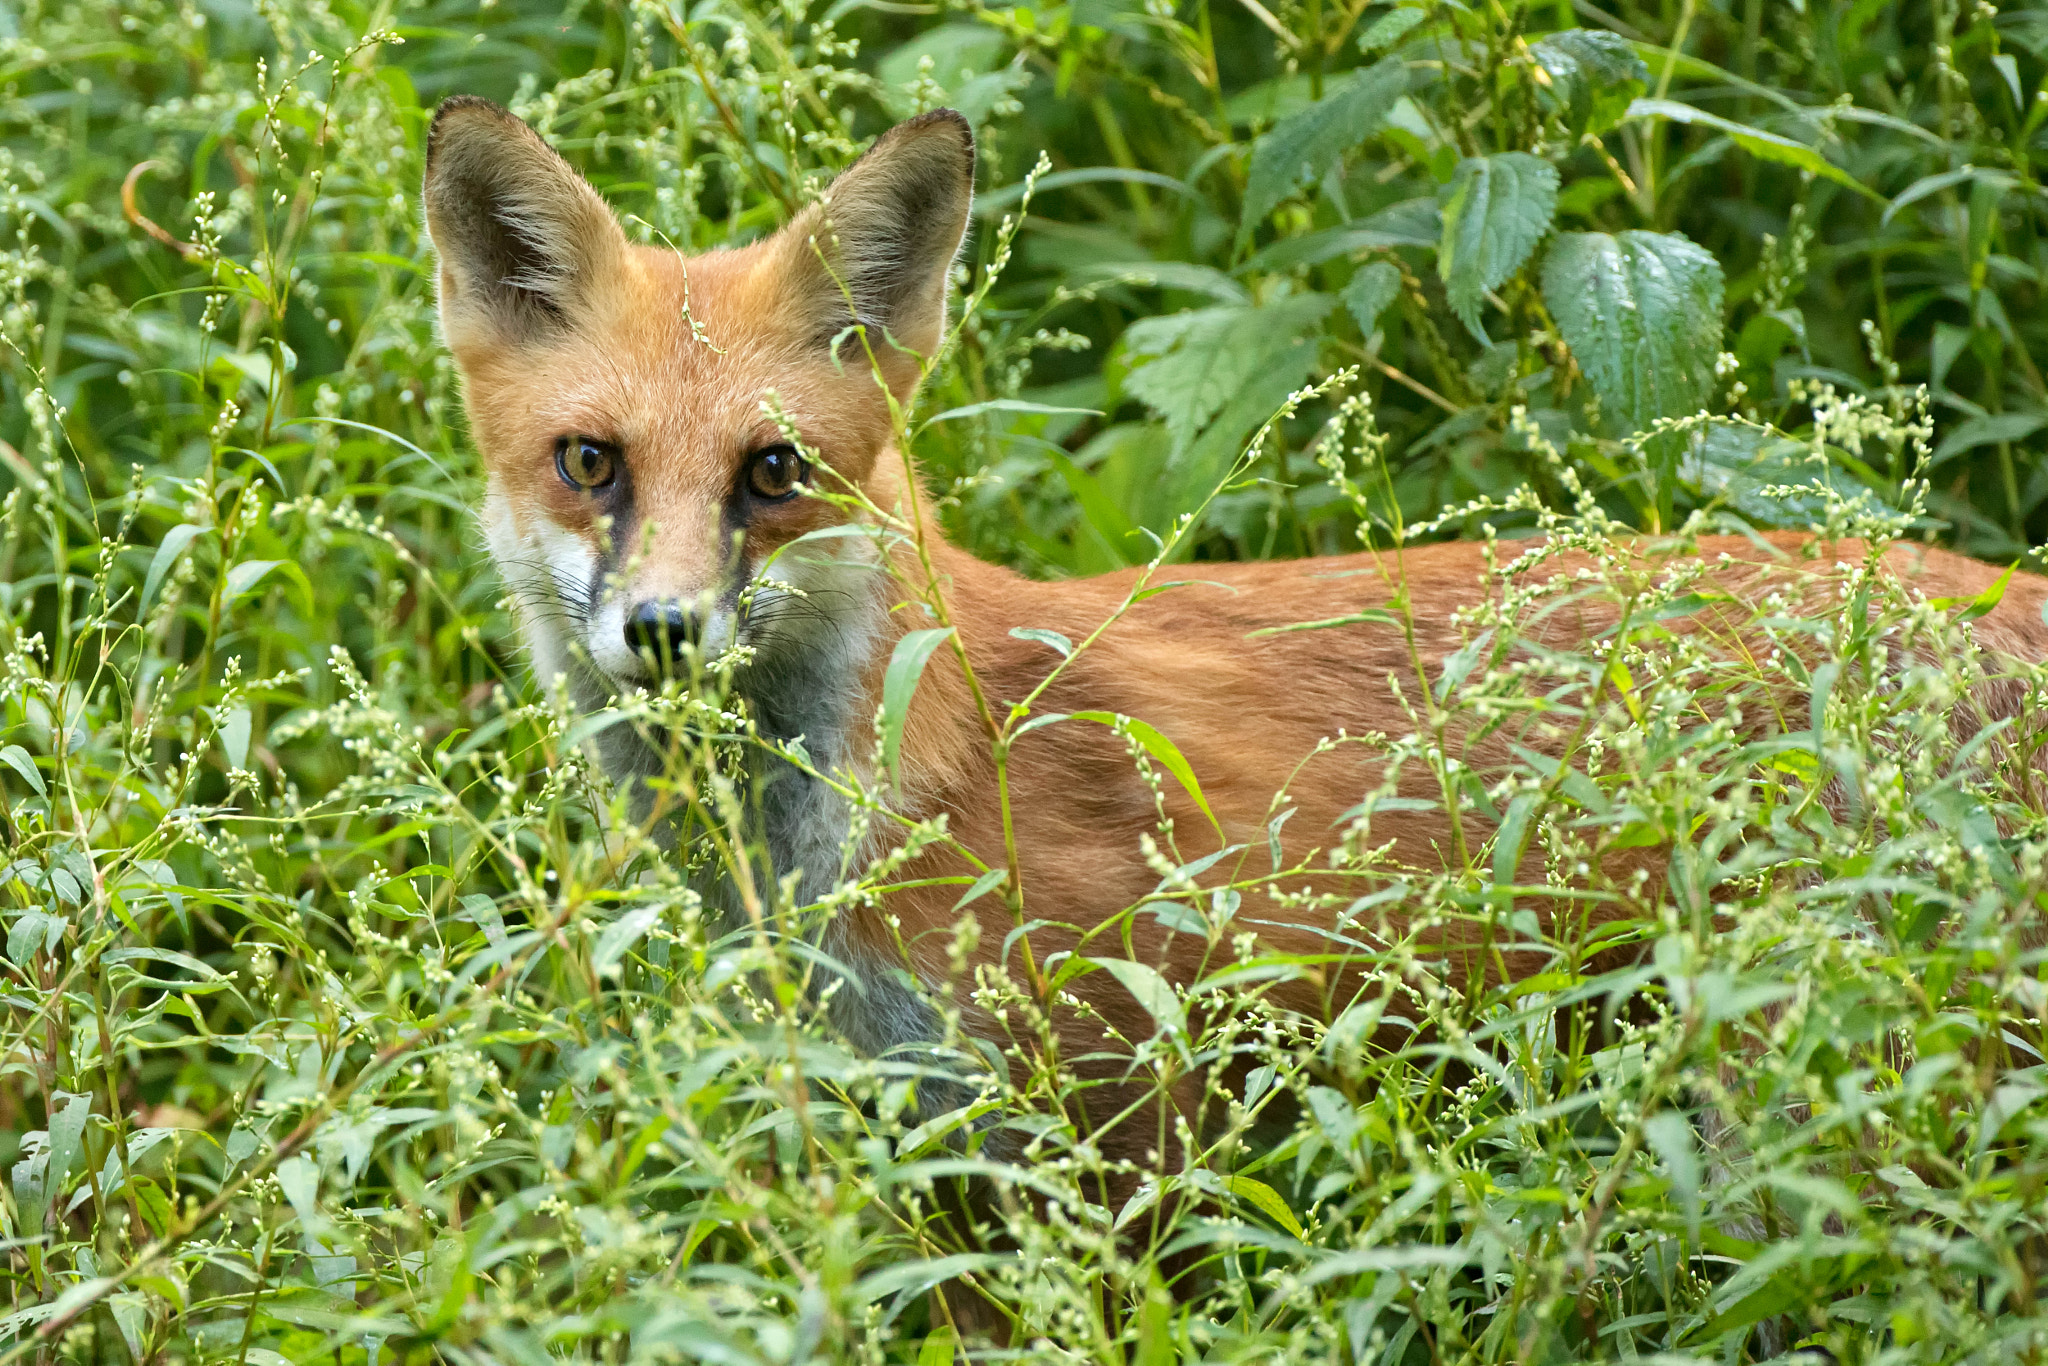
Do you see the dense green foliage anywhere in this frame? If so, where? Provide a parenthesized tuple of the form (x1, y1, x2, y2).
(8, 0, 2048, 1362)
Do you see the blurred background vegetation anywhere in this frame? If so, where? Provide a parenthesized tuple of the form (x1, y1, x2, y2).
(7, 0, 2048, 1362)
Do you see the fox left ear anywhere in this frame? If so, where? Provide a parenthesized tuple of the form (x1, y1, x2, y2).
(423, 96, 629, 349)
(779, 110, 975, 376)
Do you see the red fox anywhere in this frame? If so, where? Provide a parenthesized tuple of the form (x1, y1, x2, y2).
(424, 97, 2048, 1162)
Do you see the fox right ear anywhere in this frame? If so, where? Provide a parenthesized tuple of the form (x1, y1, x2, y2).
(423, 97, 628, 348)
(776, 110, 975, 380)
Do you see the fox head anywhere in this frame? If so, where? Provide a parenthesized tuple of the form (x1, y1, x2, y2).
(423, 98, 973, 692)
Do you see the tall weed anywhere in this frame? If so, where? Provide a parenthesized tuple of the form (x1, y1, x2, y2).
(3, 1, 2048, 1363)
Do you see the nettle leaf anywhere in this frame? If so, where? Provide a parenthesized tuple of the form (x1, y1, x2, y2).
(1531, 28, 1648, 133)
(1437, 153, 1558, 339)
(1541, 230, 1725, 437)
(1122, 293, 1334, 451)
(1341, 261, 1402, 336)
(1239, 57, 1409, 246)
(1357, 6, 1425, 53)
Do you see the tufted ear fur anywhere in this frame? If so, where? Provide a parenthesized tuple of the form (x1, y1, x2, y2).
(777, 110, 976, 372)
(423, 96, 629, 348)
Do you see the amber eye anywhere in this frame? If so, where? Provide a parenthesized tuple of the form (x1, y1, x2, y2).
(746, 444, 808, 501)
(555, 436, 618, 491)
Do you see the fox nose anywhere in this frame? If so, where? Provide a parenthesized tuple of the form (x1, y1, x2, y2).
(625, 602, 700, 668)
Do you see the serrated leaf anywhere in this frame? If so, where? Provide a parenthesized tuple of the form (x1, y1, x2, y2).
(1541, 230, 1725, 437)
(1437, 152, 1558, 339)
(1624, 99, 1879, 201)
(1239, 58, 1409, 245)
(1532, 28, 1648, 133)
(1122, 294, 1334, 451)
(141, 523, 208, 614)
(1341, 261, 1402, 335)
(879, 628, 954, 793)
(1357, 6, 1424, 53)
(1680, 421, 1885, 525)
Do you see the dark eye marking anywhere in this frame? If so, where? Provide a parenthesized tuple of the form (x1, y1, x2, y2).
(555, 436, 619, 492)
(745, 444, 809, 502)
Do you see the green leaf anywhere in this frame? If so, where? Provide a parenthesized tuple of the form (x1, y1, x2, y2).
(1341, 260, 1402, 336)
(1238, 58, 1409, 246)
(223, 558, 283, 601)
(1492, 792, 1537, 887)
(951, 865, 1010, 911)
(879, 628, 955, 792)
(1933, 410, 2047, 465)
(46, 1091, 92, 1195)
(1009, 626, 1073, 657)
(1932, 562, 2018, 623)
(1239, 198, 1441, 273)
(592, 905, 663, 975)
(1224, 1175, 1306, 1238)
(218, 704, 251, 771)
(917, 1327, 958, 1366)
(1070, 710, 1223, 841)
(141, 523, 208, 614)
(1084, 956, 1187, 1037)
(1624, 99, 1880, 201)
(7, 910, 62, 965)
(1541, 230, 1725, 437)
(917, 399, 1104, 431)
(1122, 294, 1334, 451)
(975, 167, 1194, 215)
(1532, 28, 1648, 133)
(0, 744, 45, 796)
(1046, 449, 1143, 562)
(1072, 260, 1250, 303)
(1437, 152, 1558, 339)
(1357, 7, 1424, 53)
(1642, 1110, 1702, 1237)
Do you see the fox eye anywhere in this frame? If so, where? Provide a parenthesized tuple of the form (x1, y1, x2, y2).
(746, 444, 808, 501)
(555, 436, 618, 492)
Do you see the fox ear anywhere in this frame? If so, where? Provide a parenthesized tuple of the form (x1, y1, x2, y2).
(781, 110, 975, 372)
(423, 97, 628, 347)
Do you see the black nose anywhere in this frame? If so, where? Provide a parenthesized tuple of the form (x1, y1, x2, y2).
(625, 602, 699, 667)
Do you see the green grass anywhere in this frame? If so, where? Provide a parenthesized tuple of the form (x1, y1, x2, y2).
(7, 0, 2048, 1361)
